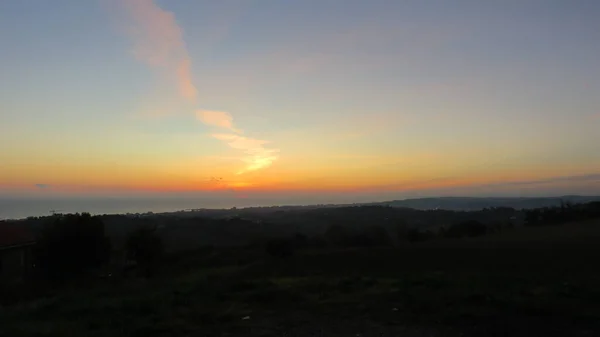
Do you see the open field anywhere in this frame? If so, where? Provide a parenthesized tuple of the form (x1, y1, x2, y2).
(2, 219, 600, 336)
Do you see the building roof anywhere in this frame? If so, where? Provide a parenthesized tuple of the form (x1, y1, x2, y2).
(0, 223, 36, 249)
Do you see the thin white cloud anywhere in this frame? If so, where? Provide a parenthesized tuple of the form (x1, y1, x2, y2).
(212, 133, 279, 174)
(196, 110, 241, 133)
(121, 0, 197, 102)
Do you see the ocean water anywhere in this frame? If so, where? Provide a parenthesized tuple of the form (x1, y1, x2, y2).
(0, 190, 412, 220)
(0, 194, 388, 220)
(0, 197, 257, 220)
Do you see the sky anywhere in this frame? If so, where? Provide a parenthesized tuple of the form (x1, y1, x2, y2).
(1, 0, 599, 201)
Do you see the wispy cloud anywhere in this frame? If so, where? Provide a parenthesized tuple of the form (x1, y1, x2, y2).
(177, 59, 197, 102)
(400, 173, 600, 193)
(496, 173, 600, 187)
(197, 111, 279, 172)
(121, 0, 197, 102)
(35, 184, 50, 189)
(196, 110, 241, 133)
(212, 134, 279, 174)
(118, 0, 278, 175)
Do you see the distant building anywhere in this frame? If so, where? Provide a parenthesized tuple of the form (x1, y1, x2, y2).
(0, 223, 36, 283)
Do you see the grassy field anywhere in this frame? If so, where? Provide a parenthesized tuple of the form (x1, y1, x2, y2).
(2, 220, 600, 336)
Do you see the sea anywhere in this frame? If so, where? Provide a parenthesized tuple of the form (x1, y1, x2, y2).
(0, 198, 227, 220)
(0, 193, 395, 220)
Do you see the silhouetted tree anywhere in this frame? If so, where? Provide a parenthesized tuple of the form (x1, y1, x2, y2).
(125, 225, 164, 277)
(523, 201, 600, 226)
(35, 213, 111, 280)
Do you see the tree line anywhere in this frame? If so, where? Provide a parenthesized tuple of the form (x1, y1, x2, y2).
(32, 213, 164, 282)
(524, 201, 600, 226)
(264, 201, 600, 257)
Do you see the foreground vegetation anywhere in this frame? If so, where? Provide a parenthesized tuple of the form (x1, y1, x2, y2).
(2, 202, 600, 336)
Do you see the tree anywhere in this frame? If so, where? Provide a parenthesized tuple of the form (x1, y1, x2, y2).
(524, 209, 541, 226)
(125, 226, 164, 277)
(35, 213, 111, 280)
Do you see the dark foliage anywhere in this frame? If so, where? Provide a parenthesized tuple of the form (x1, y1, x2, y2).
(323, 224, 393, 248)
(525, 201, 600, 226)
(292, 233, 309, 249)
(406, 228, 435, 243)
(265, 238, 295, 258)
(34, 213, 111, 279)
(444, 220, 488, 238)
(347, 225, 394, 247)
(324, 224, 348, 246)
(126, 226, 165, 277)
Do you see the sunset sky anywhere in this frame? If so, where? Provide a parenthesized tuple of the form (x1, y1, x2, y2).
(1, 0, 599, 199)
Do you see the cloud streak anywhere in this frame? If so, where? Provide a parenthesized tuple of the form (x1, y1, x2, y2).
(411, 173, 600, 193)
(212, 134, 279, 174)
(494, 173, 600, 187)
(121, 0, 197, 102)
(196, 110, 241, 133)
(119, 0, 278, 174)
(197, 110, 279, 173)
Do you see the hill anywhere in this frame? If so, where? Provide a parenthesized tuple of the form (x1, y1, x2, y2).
(368, 196, 600, 210)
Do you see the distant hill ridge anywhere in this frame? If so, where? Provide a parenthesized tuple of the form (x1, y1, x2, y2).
(365, 196, 600, 211)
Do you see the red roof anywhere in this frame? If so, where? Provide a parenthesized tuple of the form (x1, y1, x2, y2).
(0, 223, 35, 248)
